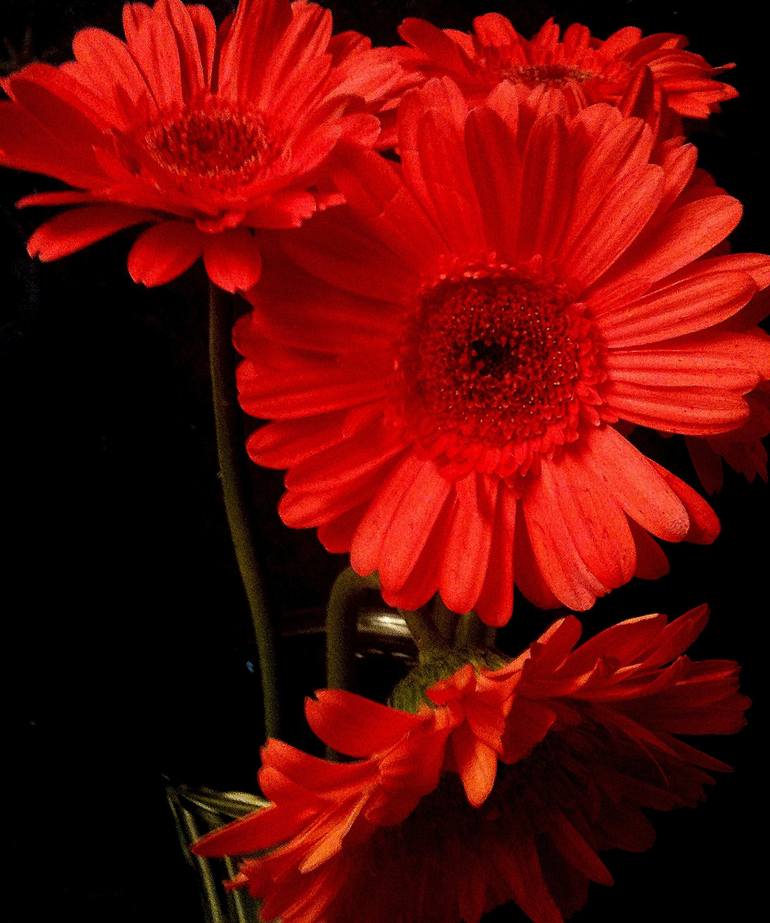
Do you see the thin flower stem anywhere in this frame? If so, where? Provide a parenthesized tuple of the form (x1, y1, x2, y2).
(431, 596, 457, 642)
(326, 567, 379, 691)
(454, 612, 487, 650)
(399, 608, 449, 660)
(209, 283, 280, 740)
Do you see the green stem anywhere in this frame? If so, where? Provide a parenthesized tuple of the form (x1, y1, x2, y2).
(431, 596, 456, 643)
(209, 284, 280, 740)
(399, 608, 449, 661)
(326, 567, 379, 691)
(454, 612, 487, 650)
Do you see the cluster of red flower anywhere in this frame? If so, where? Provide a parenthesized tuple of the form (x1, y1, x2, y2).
(0, 2, 763, 921)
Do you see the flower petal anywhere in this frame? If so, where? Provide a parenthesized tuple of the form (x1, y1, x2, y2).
(127, 220, 203, 286)
(203, 229, 263, 292)
(27, 206, 154, 261)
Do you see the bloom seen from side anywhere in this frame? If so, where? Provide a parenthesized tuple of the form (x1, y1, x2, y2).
(193, 606, 749, 923)
(0, 0, 409, 291)
(393, 13, 737, 137)
(236, 78, 770, 624)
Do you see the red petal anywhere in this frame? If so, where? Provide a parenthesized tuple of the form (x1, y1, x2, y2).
(217, 0, 292, 100)
(281, 210, 417, 305)
(544, 451, 637, 590)
(513, 518, 562, 609)
(650, 464, 720, 543)
(379, 463, 454, 592)
(246, 190, 317, 229)
(350, 456, 428, 575)
(285, 423, 403, 493)
(127, 220, 203, 286)
(474, 485, 517, 627)
(203, 229, 263, 292)
(604, 381, 749, 435)
(501, 698, 557, 764)
(71, 27, 151, 114)
(383, 497, 457, 614)
(0, 96, 103, 187)
(187, 5, 217, 84)
(398, 19, 472, 75)
(159, 0, 209, 96)
(562, 613, 668, 676)
(413, 107, 485, 258)
(562, 164, 664, 287)
(305, 689, 423, 758)
(517, 113, 573, 263)
(596, 270, 756, 346)
(605, 335, 767, 391)
(439, 474, 496, 614)
(246, 414, 347, 469)
(451, 726, 498, 807)
(630, 522, 670, 579)
(317, 504, 368, 553)
(238, 362, 388, 420)
(641, 604, 710, 667)
(582, 427, 689, 542)
(329, 145, 443, 270)
(548, 810, 614, 885)
(279, 462, 395, 529)
(565, 117, 653, 251)
(192, 804, 308, 857)
(521, 473, 608, 611)
(464, 107, 521, 259)
(126, 4, 183, 108)
(27, 206, 153, 260)
(587, 196, 744, 311)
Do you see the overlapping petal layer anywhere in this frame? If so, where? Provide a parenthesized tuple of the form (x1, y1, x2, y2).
(0, 0, 412, 290)
(237, 80, 770, 623)
(194, 607, 748, 923)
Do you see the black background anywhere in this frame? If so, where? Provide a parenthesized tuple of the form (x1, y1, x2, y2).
(1, 1, 767, 921)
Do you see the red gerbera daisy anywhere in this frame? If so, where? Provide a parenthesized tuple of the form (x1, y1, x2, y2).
(235, 79, 770, 625)
(393, 13, 737, 137)
(0, 0, 408, 291)
(193, 606, 748, 923)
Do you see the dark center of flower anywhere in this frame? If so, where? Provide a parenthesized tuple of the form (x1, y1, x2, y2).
(143, 102, 274, 186)
(503, 63, 597, 87)
(397, 268, 606, 477)
(410, 273, 583, 444)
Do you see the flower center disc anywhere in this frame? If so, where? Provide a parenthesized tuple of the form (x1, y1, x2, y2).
(402, 270, 604, 469)
(504, 63, 597, 87)
(144, 102, 273, 186)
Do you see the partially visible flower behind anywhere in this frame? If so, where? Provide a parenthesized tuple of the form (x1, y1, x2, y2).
(393, 13, 737, 138)
(686, 382, 770, 492)
(0, 0, 410, 291)
(235, 79, 770, 625)
(684, 283, 770, 494)
(193, 606, 749, 923)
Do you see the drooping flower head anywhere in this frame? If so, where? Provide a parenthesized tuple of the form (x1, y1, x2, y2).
(235, 78, 770, 625)
(394, 14, 737, 137)
(0, 0, 410, 291)
(193, 606, 749, 923)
